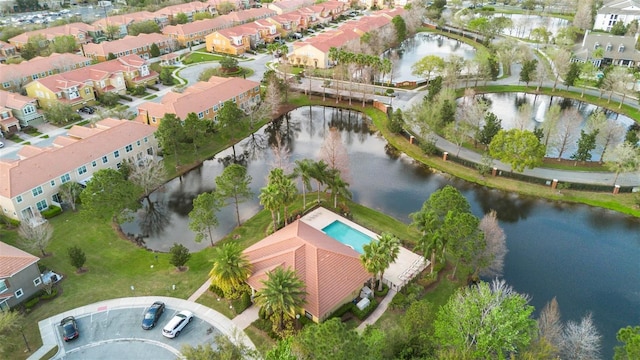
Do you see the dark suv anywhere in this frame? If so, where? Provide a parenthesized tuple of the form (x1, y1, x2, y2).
(60, 316, 79, 342)
(78, 106, 95, 114)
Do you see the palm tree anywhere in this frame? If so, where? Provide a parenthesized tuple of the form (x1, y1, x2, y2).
(309, 160, 329, 204)
(259, 183, 281, 232)
(209, 242, 251, 298)
(361, 240, 383, 290)
(325, 168, 351, 208)
(377, 232, 400, 291)
(293, 159, 314, 209)
(254, 266, 306, 331)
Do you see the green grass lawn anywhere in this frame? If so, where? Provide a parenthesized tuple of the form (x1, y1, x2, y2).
(182, 52, 224, 64)
(143, 94, 158, 100)
(244, 325, 276, 355)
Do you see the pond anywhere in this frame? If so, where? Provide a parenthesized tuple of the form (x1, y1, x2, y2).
(383, 32, 477, 83)
(123, 106, 639, 357)
(496, 13, 570, 39)
(472, 92, 634, 161)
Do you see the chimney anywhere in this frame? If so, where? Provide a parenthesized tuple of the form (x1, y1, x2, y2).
(582, 29, 590, 48)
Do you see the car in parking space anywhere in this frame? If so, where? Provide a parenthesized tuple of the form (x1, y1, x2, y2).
(141, 301, 165, 330)
(78, 106, 95, 114)
(162, 310, 193, 338)
(291, 32, 303, 40)
(307, 28, 316, 34)
(60, 316, 79, 342)
(0, 141, 4, 148)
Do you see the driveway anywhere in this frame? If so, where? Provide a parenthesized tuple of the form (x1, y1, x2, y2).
(30, 296, 254, 360)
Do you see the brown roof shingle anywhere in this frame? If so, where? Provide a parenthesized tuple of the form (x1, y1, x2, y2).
(0, 241, 39, 278)
(244, 220, 370, 320)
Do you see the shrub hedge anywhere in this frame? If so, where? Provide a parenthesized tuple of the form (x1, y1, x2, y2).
(352, 298, 378, 320)
(42, 205, 62, 219)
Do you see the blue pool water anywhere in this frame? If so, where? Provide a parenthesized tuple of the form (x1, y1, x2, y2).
(322, 220, 374, 254)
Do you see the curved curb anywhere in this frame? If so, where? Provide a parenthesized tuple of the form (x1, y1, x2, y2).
(29, 296, 255, 360)
(65, 337, 182, 357)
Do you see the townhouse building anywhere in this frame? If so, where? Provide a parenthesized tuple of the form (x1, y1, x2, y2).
(288, 9, 401, 68)
(572, 31, 640, 67)
(0, 241, 42, 310)
(154, 1, 215, 25)
(0, 53, 93, 93)
(0, 40, 18, 63)
(0, 118, 158, 221)
(137, 76, 260, 126)
(82, 33, 175, 62)
(0, 91, 44, 135)
(267, 12, 305, 36)
(225, 7, 277, 25)
(8, 23, 104, 50)
(24, 54, 157, 107)
(92, 11, 161, 39)
(266, 0, 315, 15)
(594, 0, 640, 31)
(206, 25, 257, 54)
(162, 16, 231, 47)
(25, 73, 96, 110)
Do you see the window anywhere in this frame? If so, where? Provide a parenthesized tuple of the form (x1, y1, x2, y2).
(85, 88, 91, 95)
(16, 195, 22, 203)
(125, 144, 133, 152)
(102, 156, 108, 164)
(92, 160, 97, 167)
(50, 180, 55, 187)
(0, 279, 7, 293)
(15, 289, 23, 299)
(33, 277, 42, 286)
(114, 150, 120, 158)
(117, 162, 122, 169)
(61, 173, 71, 183)
(198, 112, 204, 119)
(36, 199, 48, 211)
(2, 82, 9, 88)
(137, 140, 141, 146)
(144, 137, 148, 143)
(78, 165, 87, 175)
(32, 186, 43, 197)
(205, 109, 209, 114)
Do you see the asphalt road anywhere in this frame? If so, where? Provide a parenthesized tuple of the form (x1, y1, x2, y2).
(59, 307, 220, 360)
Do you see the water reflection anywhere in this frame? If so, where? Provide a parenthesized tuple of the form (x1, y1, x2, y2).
(121, 106, 639, 357)
(473, 93, 634, 160)
(383, 32, 476, 83)
(497, 13, 570, 39)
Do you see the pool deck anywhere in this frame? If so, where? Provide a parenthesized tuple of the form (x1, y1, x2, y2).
(301, 207, 429, 291)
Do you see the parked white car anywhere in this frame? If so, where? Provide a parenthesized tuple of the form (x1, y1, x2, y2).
(162, 310, 194, 338)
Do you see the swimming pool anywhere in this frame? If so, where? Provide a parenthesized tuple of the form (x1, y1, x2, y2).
(322, 220, 374, 254)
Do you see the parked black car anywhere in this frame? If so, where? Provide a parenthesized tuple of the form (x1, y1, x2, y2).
(60, 316, 79, 342)
(78, 106, 95, 114)
(141, 301, 165, 330)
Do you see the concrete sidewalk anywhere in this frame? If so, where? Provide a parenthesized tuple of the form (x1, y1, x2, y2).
(357, 289, 397, 332)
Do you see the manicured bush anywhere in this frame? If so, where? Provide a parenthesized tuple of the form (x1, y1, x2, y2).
(352, 298, 378, 320)
(231, 291, 252, 314)
(252, 318, 278, 339)
(328, 301, 353, 319)
(389, 291, 407, 310)
(374, 283, 389, 297)
(146, 84, 159, 91)
(1, 215, 21, 227)
(41, 205, 62, 219)
(40, 287, 58, 300)
(118, 94, 133, 102)
(209, 283, 224, 297)
(24, 296, 40, 309)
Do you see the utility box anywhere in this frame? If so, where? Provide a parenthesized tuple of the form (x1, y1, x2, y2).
(360, 286, 373, 299)
(356, 297, 370, 311)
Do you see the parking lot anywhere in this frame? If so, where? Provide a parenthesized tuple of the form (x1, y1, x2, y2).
(58, 306, 220, 359)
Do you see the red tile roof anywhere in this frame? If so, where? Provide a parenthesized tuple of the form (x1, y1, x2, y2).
(92, 11, 158, 28)
(0, 241, 39, 278)
(138, 76, 259, 121)
(82, 33, 172, 58)
(9, 22, 96, 45)
(225, 7, 277, 23)
(0, 119, 156, 199)
(162, 16, 231, 36)
(0, 90, 36, 109)
(0, 53, 92, 85)
(244, 220, 370, 320)
(154, 2, 212, 16)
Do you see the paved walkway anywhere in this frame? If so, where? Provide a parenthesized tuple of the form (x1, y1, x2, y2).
(357, 289, 397, 331)
(28, 296, 256, 360)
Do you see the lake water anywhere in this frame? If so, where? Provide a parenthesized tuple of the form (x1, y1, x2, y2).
(497, 13, 570, 39)
(383, 32, 476, 83)
(122, 106, 640, 357)
(475, 93, 634, 160)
